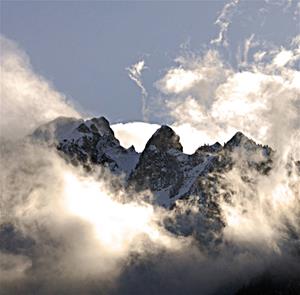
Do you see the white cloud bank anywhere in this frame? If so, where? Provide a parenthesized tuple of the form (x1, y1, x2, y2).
(112, 121, 160, 152)
(155, 36, 300, 157)
(117, 35, 300, 156)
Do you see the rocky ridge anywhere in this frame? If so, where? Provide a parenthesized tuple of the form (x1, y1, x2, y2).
(31, 116, 276, 245)
(32, 116, 274, 207)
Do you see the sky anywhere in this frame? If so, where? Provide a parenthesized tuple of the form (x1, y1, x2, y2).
(1, 0, 298, 124)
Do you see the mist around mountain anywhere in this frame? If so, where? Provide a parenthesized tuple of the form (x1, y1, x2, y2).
(1, 2, 300, 292)
(1, 115, 299, 295)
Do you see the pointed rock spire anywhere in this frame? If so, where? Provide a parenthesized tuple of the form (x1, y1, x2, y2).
(90, 117, 115, 137)
(144, 125, 183, 152)
(224, 131, 257, 151)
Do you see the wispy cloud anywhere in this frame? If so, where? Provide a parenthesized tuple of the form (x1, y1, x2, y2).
(211, 0, 240, 47)
(126, 60, 148, 120)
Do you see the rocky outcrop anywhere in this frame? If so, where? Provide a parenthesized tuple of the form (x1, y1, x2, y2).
(32, 116, 139, 177)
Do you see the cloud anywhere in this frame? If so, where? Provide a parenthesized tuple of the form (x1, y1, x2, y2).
(3, 144, 297, 295)
(211, 0, 240, 47)
(63, 171, 182, 254)
(155, 68, 201, 95)
(0, 139, 188, 294)
(117, 44, 300, 156)
(155, 37, 300, 156)
(126, 60, 148, 120)
(112, 122, 160, 152)
(0, 35, 80, 140)
(273, 48, 295, 67)
(236, 33, 259, 67)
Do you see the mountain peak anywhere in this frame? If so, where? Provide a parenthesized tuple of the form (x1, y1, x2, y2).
(32, 116, 116, 144)
(224, 131, 257, 151)
(144, 125, 183, 152)
(88, 116, 115, 137)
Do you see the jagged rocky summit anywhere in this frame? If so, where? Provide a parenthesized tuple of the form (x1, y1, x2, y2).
(32, 116, 273, 209)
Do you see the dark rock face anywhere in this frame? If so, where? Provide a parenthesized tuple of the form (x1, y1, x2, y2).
(89, 116, 115, 137)
(224, 131, 253, 150)
(144, 125, 183, 152)
(128, 126, 184, 198)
